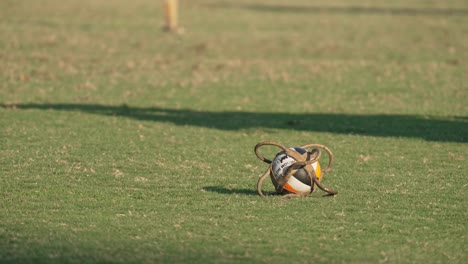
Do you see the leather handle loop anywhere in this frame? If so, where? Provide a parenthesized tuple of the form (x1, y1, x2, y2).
(256, 168, 271, 197)
(254, 141, 289, 164)
(300, 144, 334, 174)
(306, 167, 338, 195)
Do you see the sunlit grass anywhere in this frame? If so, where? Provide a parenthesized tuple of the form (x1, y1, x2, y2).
(1, 0, 467, 263)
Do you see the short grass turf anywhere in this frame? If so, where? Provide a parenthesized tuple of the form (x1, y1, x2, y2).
(1, 0, 467, 263)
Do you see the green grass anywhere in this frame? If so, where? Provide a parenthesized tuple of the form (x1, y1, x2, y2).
(1, 0, 467, 263)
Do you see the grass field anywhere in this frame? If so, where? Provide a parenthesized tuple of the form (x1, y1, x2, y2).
(1, 0, 467, 263)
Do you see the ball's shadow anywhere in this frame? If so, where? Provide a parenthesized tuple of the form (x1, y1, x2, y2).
(203, 186, 277, 196)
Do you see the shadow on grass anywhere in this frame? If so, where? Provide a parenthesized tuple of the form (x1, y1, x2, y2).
(203, 186, 260, 196)
(2, 103, 467, 143)
(209, 3, 468, 16)
(203, 186, 337, 198)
